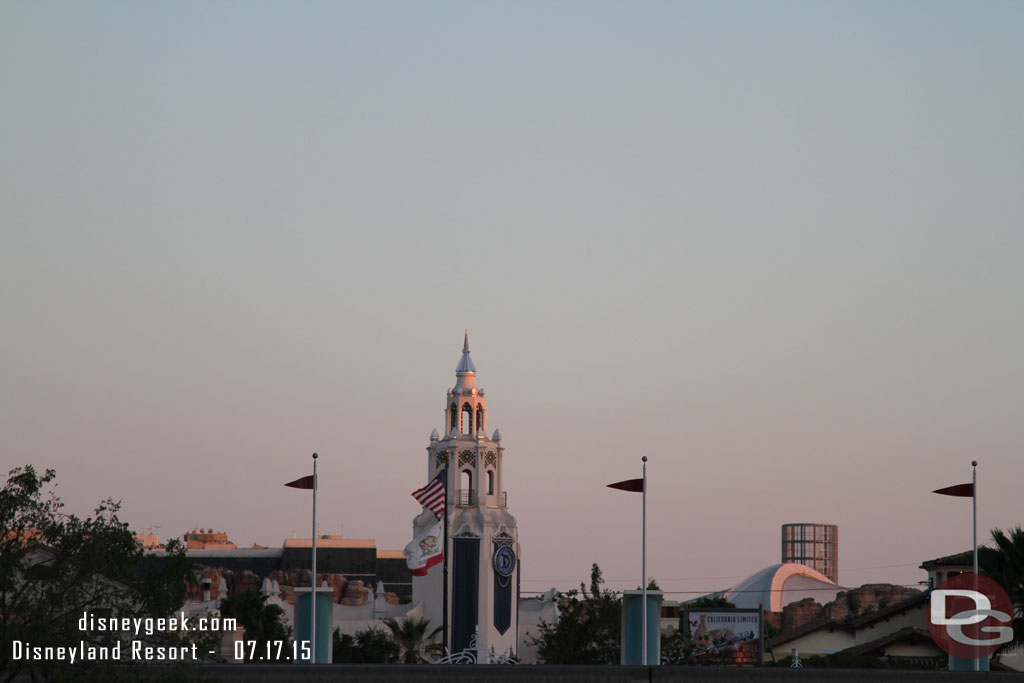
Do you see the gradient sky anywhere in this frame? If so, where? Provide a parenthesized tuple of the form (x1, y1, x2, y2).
(2, 1, 1022, 598)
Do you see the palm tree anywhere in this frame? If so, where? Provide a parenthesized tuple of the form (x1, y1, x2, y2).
(382, 616, 443, 663)
(980, 525, 1024, 650)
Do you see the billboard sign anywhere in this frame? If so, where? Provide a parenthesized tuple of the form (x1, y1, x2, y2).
(684, 608, 762, 665)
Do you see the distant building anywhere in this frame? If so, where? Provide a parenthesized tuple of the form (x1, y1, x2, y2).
(280, 535, 411, 597)
(919, 550, 971, 589)
(133, 533, 161, 550)
(782, 523, 838, 583)
(184, 529, 236, 550)
(163, 533, 411, 599)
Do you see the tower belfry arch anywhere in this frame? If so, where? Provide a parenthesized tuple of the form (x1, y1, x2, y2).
(411, 333, 519, 658)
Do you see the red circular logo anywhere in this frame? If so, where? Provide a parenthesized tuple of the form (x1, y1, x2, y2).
(928, 573, 1013, 659)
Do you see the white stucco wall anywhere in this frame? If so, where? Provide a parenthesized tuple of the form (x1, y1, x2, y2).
(778, 628, 856, 657)
(853, 604, 928, 645)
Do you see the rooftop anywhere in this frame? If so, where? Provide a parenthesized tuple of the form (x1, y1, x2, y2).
(723, 563, 843, 612)
(284, 536, 378, 549)
(919, 550, 972, 569)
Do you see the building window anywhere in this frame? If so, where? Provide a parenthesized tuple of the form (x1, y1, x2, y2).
(461, 403, 473, 435)
(487, 470, 495, 495)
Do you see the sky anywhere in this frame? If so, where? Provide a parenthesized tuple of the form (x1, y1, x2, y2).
(2, 1, 1022, 599)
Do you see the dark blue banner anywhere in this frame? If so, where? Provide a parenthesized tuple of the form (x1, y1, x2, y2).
(452, 538, 479, 653)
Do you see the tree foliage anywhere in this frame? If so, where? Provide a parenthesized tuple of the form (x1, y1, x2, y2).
(980, 525, 1024, 650)
(690, 596, 735, 608)
(217, 590, 290, 661)
(661, 627, 687, 662)
(527, 563, 621, 664)
(332, 626, 401, 663)
(0, 465, 195, 682)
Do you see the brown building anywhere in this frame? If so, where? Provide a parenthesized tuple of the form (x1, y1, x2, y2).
(184, 528, 237, 550)
(147, 531, 412, 599)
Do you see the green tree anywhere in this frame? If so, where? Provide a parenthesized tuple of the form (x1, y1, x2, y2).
(381, 616, 442, 663)
(690, 596, 735, 608)
(332, 626, 401, 663)
(0, 465, 194, 682)
(661, 627, 687, 662)
(217, 590, 290, 661)
(980, 525, 1024, 650)
(527, 563, 621, 664)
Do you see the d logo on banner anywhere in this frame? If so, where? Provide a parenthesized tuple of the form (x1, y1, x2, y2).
(928, 573, 1013, 659)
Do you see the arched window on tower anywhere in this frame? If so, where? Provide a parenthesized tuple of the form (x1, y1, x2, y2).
(450, 404, 457, 434)
(476, 405, 484, 433)
(461, 403, 473, 435)
(460, 469, 474, 506)
(487, 470, 495, 495)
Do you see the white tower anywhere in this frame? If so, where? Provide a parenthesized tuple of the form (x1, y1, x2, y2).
(411, 333, 519, 658)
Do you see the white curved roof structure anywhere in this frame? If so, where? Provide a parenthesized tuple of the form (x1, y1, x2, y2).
(723, 563, 844, 612)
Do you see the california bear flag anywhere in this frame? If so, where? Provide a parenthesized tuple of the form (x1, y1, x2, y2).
(404, 517, 443, 576)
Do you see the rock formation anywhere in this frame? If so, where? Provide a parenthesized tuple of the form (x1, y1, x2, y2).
(189, 566, 384, 606)
(773, 583, 923, 632)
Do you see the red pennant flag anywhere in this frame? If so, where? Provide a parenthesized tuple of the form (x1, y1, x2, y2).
(285, 475, 315, 489)
(607, 478, 644, 492)
(933, 483, 974, 497)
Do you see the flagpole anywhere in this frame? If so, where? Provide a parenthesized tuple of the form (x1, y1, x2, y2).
(443, 465, 449, 655)
(641, 455, 647, 667)
(972, 460, 978, 576)
(311, 452, 318, 664)
(972, 459, 978, 671)
(605, 472, 647, 664)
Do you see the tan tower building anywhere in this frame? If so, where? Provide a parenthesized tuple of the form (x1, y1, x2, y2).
(781, 523, 838, 584)
(411, 334, 519, 658)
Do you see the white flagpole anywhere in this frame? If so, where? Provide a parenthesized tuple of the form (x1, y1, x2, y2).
(311, 452, 318, 664)
(972, 459, 978, 671)
(972, 460, 978, 575)
(641, 455, 648, 666)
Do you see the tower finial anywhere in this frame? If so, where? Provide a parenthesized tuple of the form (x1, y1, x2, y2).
(455, 331, 477, 376)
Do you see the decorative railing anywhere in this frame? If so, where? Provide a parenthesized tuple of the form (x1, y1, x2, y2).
(453, 490, 508, 507)
(434, 627, 518, 665)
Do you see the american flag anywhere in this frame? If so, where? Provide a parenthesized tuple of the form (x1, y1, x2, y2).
(412, 470, 447, 519)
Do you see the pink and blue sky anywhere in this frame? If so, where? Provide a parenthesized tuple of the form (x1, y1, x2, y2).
(2, 1, 1022, 597)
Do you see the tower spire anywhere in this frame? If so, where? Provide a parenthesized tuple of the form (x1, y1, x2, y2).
(455, 332, 477, 376)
